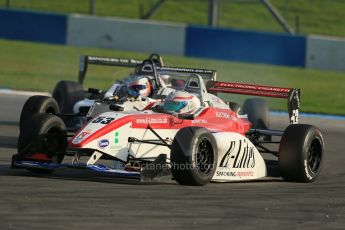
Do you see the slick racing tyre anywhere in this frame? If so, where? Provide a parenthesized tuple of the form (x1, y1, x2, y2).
(52, 80, 84, 114)
(171, 127, 218, 186)
(242, 98, 269, 130)
(19, 95, 60, 132)
(17, 113, 67, 174)
(278, 124, 324, 182)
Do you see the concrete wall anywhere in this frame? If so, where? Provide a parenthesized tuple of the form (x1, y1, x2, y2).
(67, 15, 186, 56)
(306, 35, 345, 72)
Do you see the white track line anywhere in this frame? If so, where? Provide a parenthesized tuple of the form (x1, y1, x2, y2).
(0, 89, 51, 96)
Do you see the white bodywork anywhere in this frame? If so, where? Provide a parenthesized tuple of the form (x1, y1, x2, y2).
(212, 132, 266, 181)
(71, 111, 267, 182)
(72, 111, 175, 161)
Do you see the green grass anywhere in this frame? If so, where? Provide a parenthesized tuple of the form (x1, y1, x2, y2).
(1, 0, 344, 37)
(1, 39, 344, 115)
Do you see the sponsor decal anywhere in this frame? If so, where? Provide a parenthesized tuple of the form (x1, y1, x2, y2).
(135, 117, 168, 124)
(98, 139, 110, 149)
(88, 56, 140, 65)
(219, 139, 255, 169)
(73, 130, 92, 144)
(159, 66, 213, 74)
(216, 171, 237, 177)
(76, 131, 91, 140)
(215, 112, 231, 119)
(218, 82, 290, 93)
(215, 171, 254, 177)
(192, 119, 208, 124)
(237, 171, 254, 177)
(233, 139, 255, 169)
(219, 141, 236, 167)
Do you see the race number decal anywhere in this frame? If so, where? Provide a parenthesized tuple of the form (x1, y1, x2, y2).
(92, 116, 115, 125)
(290, 109, 299, 124)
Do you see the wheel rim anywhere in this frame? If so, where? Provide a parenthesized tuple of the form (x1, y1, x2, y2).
(307, 139, 322, 174)
(196, 138, 214, 176)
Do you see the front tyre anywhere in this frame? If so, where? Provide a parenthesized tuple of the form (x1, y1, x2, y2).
(16, 113, 67, 173)
(279, 124, 324, 182)
(19, 96, 60, 131)
(171, 127, 217, 186)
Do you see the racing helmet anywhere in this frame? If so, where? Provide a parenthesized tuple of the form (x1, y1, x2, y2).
(163, 91, 201, 114)
(126, 76, 151, 97)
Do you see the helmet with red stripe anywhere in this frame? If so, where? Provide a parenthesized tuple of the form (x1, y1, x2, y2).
(163, 91, 201, 114)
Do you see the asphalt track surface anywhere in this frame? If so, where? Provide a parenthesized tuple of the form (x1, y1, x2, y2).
(0, 92, 345, 230)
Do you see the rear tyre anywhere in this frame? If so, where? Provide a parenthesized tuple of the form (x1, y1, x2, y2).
(19, 96, 60, 132)
(171, 127, 217, 186)
(279, 124, 324, 182)
(242, 98, 269, 129)
(52, 80, 84, 114)
(17, 113, 67, 173)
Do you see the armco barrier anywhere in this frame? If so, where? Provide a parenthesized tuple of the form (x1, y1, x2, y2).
(67, 15, 186, 55)
(306, 35, 345, 72)
(0, 9, 67, 44)
(185, 26, 307, 67)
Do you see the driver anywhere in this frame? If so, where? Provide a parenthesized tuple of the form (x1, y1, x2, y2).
(126, 75, 152, 98)
(162, 91, 201, 114)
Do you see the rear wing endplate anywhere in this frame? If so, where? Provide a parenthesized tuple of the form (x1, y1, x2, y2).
(206, 81, 300, 124)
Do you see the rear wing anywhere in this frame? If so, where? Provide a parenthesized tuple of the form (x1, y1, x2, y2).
(78, 55, 217, 85)
(158, 66, 217, 81)
(206, 81, 300, 124)
(78, 56, 142, 85)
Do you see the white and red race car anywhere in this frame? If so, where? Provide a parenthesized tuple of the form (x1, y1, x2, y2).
(52, 53, 218, 115)
(12, 74, 324, 186)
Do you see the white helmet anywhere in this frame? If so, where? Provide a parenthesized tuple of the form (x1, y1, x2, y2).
(127, 76, 151, 97)
(163, 91, 201, 114)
